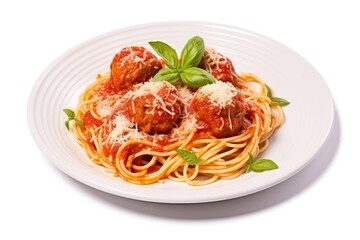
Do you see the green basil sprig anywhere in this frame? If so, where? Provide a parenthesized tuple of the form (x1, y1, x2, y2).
(152, 68, 179, 83)
(266, 85, 290, 106)
(149, 36, 215, 88)
(148, 41, 179, 69)
(180, 67, 216, 88)
(63, 109, 83, 131)
(175, 149, 204, 165)
(180, 36, 205, 68)
(245, 153, 279, 173)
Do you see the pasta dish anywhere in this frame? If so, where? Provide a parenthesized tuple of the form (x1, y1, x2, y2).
(64, 36, 289, 186)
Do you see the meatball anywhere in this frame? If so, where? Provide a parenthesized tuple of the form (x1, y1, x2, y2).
(190, 81, 246, 138)
(110, 46, 162, 92)
(122, 82, 182, 134)
(198, 48, 238, 85)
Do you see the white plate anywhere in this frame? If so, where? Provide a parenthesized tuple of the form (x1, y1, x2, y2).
(28, 22, 334, 203)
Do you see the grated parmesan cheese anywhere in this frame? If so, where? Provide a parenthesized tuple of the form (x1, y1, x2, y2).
(116, 47, 153, 67)
(195, 80, 239, 108)
(203, 47, 228, 74)
(126, 81, 178, 116)
(106, 115, 145, 145)
(96, 98, 113, 117)
(177, 85, 194, 105)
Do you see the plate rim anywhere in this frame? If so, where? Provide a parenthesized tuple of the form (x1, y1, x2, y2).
(27, 21, 334, 203)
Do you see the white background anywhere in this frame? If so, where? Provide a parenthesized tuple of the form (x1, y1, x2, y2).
(1, 0, 358, 239)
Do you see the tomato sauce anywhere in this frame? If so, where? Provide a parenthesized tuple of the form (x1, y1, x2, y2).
(85, 133, 96, 150)
(82, 111, 102, 128)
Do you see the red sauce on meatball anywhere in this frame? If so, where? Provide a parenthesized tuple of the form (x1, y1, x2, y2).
(109, 46, 162, 92)
(189, 81, 246, 138)
(120, 82, 182, 134)
(198, 48, 238, 86)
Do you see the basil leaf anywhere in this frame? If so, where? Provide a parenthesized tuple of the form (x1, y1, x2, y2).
(245, 154, 255, 173)
(265, 85, 273, 98)
(270, 97, 290, 106)
(63, 109, 75, 119)
(63, 108, 83, 130)
(65, 120, 70, 131)
(251, 159, 279, 172)
(175, 149, 203, 165)
(74, 118, 84, 127)
(152, 68, 179, 83)
(180, 67, 215, 88)
(265, 85, 290, 106)
(180, 36, 205, 68)
(149, 41, 179, 69)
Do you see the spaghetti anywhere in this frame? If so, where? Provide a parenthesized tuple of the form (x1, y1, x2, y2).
(68, 41, 286, 186)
